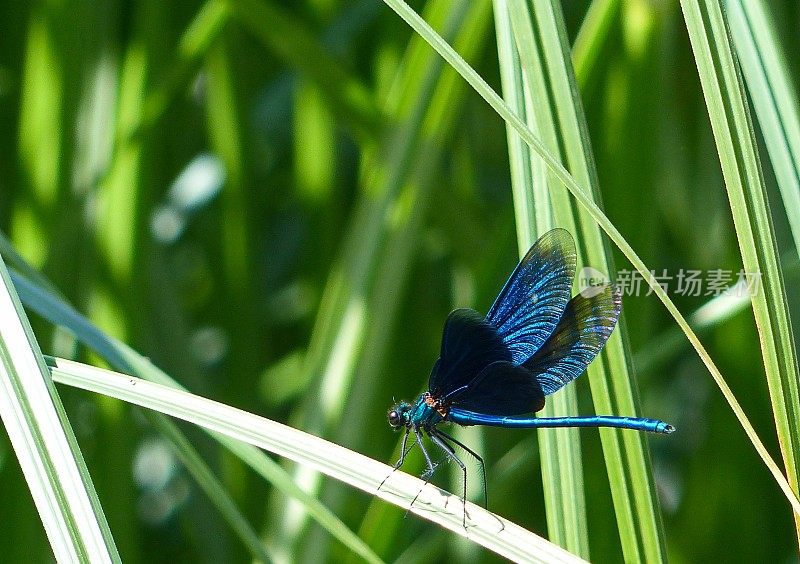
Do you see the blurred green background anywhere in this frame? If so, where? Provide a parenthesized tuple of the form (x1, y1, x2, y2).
(1, 0, 799, 562)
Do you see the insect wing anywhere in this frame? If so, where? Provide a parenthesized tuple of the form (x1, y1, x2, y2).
(428, 308, 511, 397)
(524, 285, 621, 395)
(447, 360, 545, 415)
(486, 229, 577, 365)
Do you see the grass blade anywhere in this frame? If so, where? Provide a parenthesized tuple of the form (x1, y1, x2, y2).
(271, 1, 494, 555)
(680, 0, 800, 537)
(727, 0, 800, 257)
(572, 0, 621, 90)
(47, 356, 585, 564)
(0, 257, 119, 562)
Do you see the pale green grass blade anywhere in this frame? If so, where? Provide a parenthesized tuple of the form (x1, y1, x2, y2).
(493, 0, 587, 555)
(0, 258, 119, 562)
(47, 356, 585, 564)
(727, 0, 800, 256)
(680, 0, 800, 536)
(572, 0, 620, 89)
(7, 268, 381, 564)
(379, 0, 800, 515)
(499, 0, 667, 559)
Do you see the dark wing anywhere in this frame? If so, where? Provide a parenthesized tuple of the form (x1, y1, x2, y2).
(447, 361, 545, 415)
(428, 308, 512, 397)
(523, 285, 621, 395)
(485, 229, 577, 365)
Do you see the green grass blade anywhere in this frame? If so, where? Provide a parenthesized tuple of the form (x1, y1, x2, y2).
(379, 0, 800, 516)
(493, 0, 587, 555)
(680, 0, 800, 536)
(141, 0, 230, 136)
(14, 33, 54, 259)
(97, 0, 163, 287)
(47, 356, 585, 564)
(497, 0, 668, 559)
(0, 258, 119, 562)
(727, 0, 800, 257)
(8, 267, 381, 564)
(572, 0, 621, 90)
(494, 0, 550, 237)
(204, 35, 262, 380)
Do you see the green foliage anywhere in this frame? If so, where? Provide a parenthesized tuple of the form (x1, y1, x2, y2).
(1, 0, 799, 561)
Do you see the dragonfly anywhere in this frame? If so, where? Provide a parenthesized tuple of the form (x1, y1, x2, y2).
(386, 228, 673, 519)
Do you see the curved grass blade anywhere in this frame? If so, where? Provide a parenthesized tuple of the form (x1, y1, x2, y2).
(378, 0, 800, 516)
(47, 356, 586, 564)
(680, 0, 800, 538)
(0, 258, 119, 562)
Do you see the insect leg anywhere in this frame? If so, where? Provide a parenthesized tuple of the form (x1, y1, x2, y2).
(428, 430, 469, 528)
(434, 428, 488, 510)
(394, 426, 414, 468)
(379, 427, 419, 495)
(405, 427, 442, 517)
(415, 427, 438, 478)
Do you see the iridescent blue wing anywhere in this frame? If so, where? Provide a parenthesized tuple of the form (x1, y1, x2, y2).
(428, 308, 511, 397)
(485, 229, 577, 365)
(524, 285, 621, 395)
(446, 361, 545, 415)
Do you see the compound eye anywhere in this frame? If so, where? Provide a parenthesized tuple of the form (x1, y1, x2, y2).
(388, 408, 405, 428)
